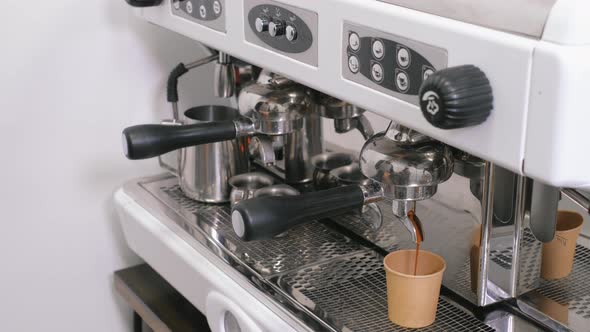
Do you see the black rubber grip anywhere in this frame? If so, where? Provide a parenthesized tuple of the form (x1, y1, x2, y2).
(125, 0, 163, 7)
(167, 63, 189, 103)
(122, 121, 237, 160)
(231, 185, 365, 241)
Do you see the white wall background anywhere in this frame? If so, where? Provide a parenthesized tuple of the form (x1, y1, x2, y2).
(0, 1, 229, 331)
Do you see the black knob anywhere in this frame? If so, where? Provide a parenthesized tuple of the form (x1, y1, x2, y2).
(125, 0, 162, 7)
(419, 65, 493, 130)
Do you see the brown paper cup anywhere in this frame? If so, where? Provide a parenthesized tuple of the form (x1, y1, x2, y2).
(541, 211, 584, 280)
(538, 296, 569, 324)
(384, 250, 446, 328)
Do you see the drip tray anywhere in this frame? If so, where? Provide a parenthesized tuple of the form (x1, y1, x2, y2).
(274, 251, 494, 332)
(518, 245, 590, 332)
(126, 174, 543, 332)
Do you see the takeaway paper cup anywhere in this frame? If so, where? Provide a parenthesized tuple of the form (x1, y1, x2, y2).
(384, 250, 446, 328)
(541, 211, 584, 280)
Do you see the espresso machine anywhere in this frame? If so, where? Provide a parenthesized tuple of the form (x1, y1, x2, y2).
(115, 0, 590, 331)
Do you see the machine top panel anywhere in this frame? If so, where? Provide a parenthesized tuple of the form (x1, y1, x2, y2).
(379, 0, 558, 38)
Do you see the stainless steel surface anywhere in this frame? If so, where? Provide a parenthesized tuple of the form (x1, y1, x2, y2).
(185, 54, 219, 70)
(228, 172, 275, 207)
(562, 189, 590, 214)
(518, 245, 590, 332)
(529, 182, 560, 243)
(274, 251, 495, 332)
(335, 160, 550, 308)
(377, 0, 558, 38)
(330, 164, 371, 186)
(178, 106, 249, 203)
(285, 109, 322, 183)
(157, 119, 183, 176)
(250, 85, 309, 135)
(121, 174, 544, 332)
(312, 152, 355, 189)
(253, 184, 299, 198)
(238, 75, 323, 184)
(452, 150, 485, 199)
(114, 264, 211, 332)
(391, 200, 419, 243)
(318, 95, 375, 140)
(214, 52, 236, 98)
(249, 136, 276, 166)
(359, 124, 453, 201)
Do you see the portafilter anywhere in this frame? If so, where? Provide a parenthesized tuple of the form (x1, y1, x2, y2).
(231, 122, 454, 242)
(122, 85, 310, 161)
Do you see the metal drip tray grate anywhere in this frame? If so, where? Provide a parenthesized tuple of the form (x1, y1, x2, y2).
(275, 251, 495, 332)
(159, 184, 364, 276)
(128, 175, 544, 332)
(536, 245, 590, 313)
(518, 244, 590, 331)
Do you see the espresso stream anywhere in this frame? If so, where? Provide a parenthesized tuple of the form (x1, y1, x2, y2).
(407, 210, 424, 276)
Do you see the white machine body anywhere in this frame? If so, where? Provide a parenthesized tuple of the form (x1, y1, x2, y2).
(133, 0, 590, 188)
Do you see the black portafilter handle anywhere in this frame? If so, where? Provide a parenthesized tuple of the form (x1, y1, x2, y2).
(122, 121, 237, 160)
(231, 185, 365, 241)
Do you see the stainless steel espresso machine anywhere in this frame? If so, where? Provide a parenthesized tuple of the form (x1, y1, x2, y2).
(115, 1, 590, 331)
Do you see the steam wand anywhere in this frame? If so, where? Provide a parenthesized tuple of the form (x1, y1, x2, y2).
(166, 50, 236, 122)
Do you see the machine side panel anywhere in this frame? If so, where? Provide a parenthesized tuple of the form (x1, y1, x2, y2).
(525, 42, 590, 187)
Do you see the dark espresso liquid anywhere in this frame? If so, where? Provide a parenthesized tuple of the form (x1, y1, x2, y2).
(407, 210, 424, 276)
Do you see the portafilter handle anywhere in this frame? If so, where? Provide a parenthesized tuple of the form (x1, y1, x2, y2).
(231, 184, 383, 241)
(122, 120, 248, 160)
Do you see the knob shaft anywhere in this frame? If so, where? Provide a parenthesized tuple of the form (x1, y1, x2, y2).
(269, 20, 285, 37)
(419, 65, 493, 130)
(255, 16, 269, 33)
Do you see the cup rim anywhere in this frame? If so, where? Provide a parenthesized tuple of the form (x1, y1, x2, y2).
(383, 249, 447, 279)
(556, 210, 584, 233)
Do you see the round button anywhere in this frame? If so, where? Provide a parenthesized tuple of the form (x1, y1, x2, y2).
(199, 5, 207, 18)
(213, 1, 222, 15)
(255, 16, 269, 33)
(185, 1, 193, 14)
(396, 70, 410, 92)
(348, 55, 360, 74)
(397, 46, 411, 68)
(372, 39, 385, 59)
(371, 63, 384, 82)
(348, 32, 360, 51)
(173, 0, 180, 10)
(286, 25, 297, 41)
(269, 20, 285, 37)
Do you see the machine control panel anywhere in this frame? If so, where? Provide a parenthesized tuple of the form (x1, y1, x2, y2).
(343, 23, 447, 105)
(245, 0, 318, 67)
(172, 0, 226, 33)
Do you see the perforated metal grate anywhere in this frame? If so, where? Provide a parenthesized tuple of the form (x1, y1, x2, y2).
(535, 245, 590, 318)
(277, 251, 495, 332)
(486, 230, 543, 291)
(161, 185, 365, 276)
(129, 176, 542, 331)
